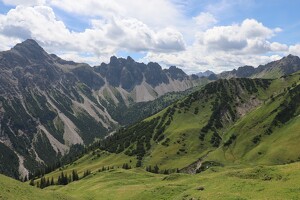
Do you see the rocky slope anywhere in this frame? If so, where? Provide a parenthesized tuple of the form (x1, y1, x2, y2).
(196, 70, 215, 78)
(0, 39, 203, 179)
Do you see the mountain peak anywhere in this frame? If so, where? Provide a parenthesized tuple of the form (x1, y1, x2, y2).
(11, 39, 48, 60)
(286, 54, 297, 58)
(282, 54, 300, 62)
(196, 70, 215, 77)
(13, 39, 43, 51)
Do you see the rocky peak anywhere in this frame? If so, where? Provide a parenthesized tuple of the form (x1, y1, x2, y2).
(165, 66, 187, 81)
(11, 39, 48, 61)
(235, 65, 255, 77)
(280, 54, 300, 64)
(196, 70, 215, 77)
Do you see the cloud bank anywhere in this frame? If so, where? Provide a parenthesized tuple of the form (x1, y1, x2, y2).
(0, 0, 297, 73)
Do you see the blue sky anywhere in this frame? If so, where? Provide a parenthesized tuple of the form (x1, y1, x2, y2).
(0, 0, 299, 73)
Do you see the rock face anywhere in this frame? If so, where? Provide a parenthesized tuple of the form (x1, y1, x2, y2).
(196, 70, 215, 78)
(95, 57, 199, 102)
(219, 55, 300, 79)
(0, 39, 201, 179)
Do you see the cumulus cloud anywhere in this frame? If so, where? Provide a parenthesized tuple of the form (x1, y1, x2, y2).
(193, 12, 217, 30)
(0, 1, 295, 74)
(196, 18, 286, 55)
(50, 0, 183, 29)
(143, 18, 289, 74)
(2, 0, 45, 6)
(0, 6, 71, 42)
(144, 47, 283, 74)
(0, 5, 185, 62)
(289, 44, 300, 57)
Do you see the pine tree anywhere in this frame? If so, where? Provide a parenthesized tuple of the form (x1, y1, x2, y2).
(136, 160, 142, 167)
(153, 165, 159, 174)
(46, 178, 50, 187)
(29, 179, 35, 186)
(72, 170, 79, 181)
(50, 177, 54, 185)
(40, 177, 46, 188)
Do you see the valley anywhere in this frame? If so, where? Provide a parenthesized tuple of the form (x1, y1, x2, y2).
(0, 40, 300, 200)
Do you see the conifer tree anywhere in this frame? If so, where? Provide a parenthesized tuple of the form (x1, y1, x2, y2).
(29, 179, 35, 186)
(50, 177, 54, 185)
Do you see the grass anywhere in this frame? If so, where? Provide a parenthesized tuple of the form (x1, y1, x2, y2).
(4, 162, 300, 199)
(49, 162, 300, 199)
(144, 100, 213, 169)
(34, 151, 137, 184)
(0, 174, 73, 200)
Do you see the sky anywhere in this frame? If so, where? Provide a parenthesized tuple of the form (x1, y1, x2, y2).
(0, 0, 299, 74)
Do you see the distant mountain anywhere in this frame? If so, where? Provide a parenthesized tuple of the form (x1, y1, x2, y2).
(94, 56, 204, 103)
(219, 54, 300, 79)
(196, 70, 215, 77)
(0, 39, 206, 179)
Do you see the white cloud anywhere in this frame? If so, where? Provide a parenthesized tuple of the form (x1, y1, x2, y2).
(0, 6, 71, 43)
(196, 18, 285, 55)
(193, 12, 217, 30)
(0, 5, 185, 63)
(0, 34, 21, 50)
(144, 47, 283, 74)
(289, 44, 300, 57)
(240, 19, 275, 39)
(50, 0, 183, 29)
(143, 18, 289, 74)
(270, 42, 288, 52)
(0, 1, 296, 74)
(2, 0, 45, 6)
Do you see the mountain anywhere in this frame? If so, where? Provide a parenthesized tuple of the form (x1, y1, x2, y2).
(23, 72, 300, 200)
(196, 70, 215, 77)
(0, 39, 205, 179)
(219, 54, 300, 79)
(83, 72, 300, 171)
(94, 57, 204, 103)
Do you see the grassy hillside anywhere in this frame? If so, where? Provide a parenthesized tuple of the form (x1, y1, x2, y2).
(50, 162, 300, 200)
(207, 73, 300, 165)
(0, 174, 73, 200)
(3, 163, 300, 199)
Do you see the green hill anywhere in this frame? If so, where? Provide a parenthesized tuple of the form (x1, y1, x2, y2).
(94, 73, 300, 171)
(3, 163, 300, 200)
(10, 72, 300, 199)
(0, 174, 73, 200)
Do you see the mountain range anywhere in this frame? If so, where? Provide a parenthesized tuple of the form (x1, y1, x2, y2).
(219, 54, 300, 79)
(0, 39, 300, 183)
(0, 39, 205, 179)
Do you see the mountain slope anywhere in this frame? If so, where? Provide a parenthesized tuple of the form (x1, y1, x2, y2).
(23, 74, 300, 200)
(0, 174, 73, 199)
(219, 54, 300, 79)
(83, 72, 300, 171)
(0, 39, 205, 179)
